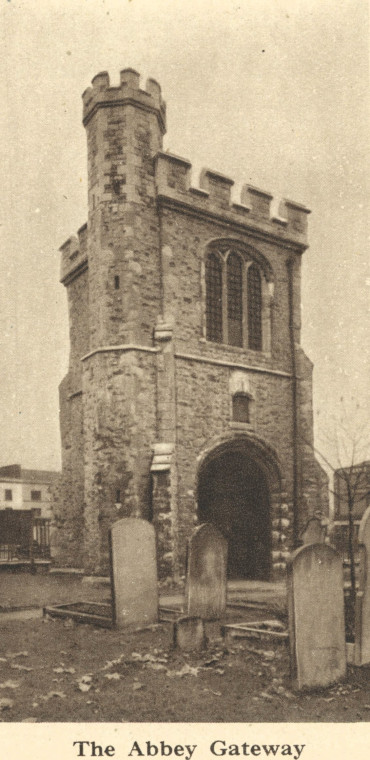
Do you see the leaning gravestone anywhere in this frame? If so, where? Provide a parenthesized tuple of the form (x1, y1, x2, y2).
(109, 518, 158, 627)
(185, 523, 228, 619)
(287, 543, 346, 690)
(301, 516, 326, 545)
(354, 505, 370, 666)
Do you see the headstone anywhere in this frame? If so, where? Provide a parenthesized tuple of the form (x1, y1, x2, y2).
(173, 616, 206, 651)
(301, 516, 326, 545)
(109, 518, 158, 627)
(354, 506, 370, 666)
(185, 523, 228, 619)
(287, 543, 346, 690)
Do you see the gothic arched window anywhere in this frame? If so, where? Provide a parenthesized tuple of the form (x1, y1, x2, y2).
(205, 252, 223, 344)
(204, 244, 270, 351)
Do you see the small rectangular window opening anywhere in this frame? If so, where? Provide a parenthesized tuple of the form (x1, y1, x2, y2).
(114, 275, 120, 290)
(31, 490, 42, 501)
(232, 394, 250, 424)
(5, 489, 12, 501)
(115, 489, 121, 504)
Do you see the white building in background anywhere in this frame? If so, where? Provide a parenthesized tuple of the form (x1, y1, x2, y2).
(0, 464, 60, 518)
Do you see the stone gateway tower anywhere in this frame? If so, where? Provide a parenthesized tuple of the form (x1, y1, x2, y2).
(57, 69, 327, 579)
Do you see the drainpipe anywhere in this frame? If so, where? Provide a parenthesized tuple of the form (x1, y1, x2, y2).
(287, 257, 300, 548)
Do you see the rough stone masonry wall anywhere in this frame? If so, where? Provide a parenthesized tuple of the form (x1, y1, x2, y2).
(174, 357, 295, 574)
(155, 200, 321, 576)
(55, 268, 90, 567)
(85, 104, 163, 350)
(55, 382, 85, 566)
(82, 349, 157, 574)
(296, 347, 329, 524)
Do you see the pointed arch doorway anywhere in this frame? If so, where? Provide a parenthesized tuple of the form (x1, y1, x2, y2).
(197, 442, 273, 580)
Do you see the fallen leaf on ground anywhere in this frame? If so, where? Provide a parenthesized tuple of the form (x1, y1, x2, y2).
(6, 652, 28, 659)
(132, 682, 144, 691)
(0, 698, 14, 710)
(203, 658, 219, 667)
(105, 673, 121, 680)
(0, 680, 21, 689)
(166, 664, 199, 678)
(102, 655, 125, 671)
(40, 691, 66, 701)
(76, 674, 93, 692)
(63, 619, 76, 629)
(10, 664, 33, 672)
(77, 682, 91, 692)
(145, 663, 167, 672)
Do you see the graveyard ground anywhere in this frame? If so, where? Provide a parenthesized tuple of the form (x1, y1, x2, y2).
(0, 573, 370, 722)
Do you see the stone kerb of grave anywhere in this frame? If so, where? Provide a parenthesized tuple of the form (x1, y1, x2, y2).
(109, 517, 158, 627)
(355, 505, 370, 666)
(185, 523, 228, 620)
(287, 543, 346, 691)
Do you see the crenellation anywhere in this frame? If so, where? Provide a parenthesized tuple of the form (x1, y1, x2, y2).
(155, 154, 309, 247)
(91, 70, 110, 90)
(242, 184, 273, 219)
(200, 168, 234, 207)
(120, 67, 140, 89)
(280, 198, 311, 236)
(82, 69, 166, 134)
(155, 151, 191, 195)
(77, 223, 88, 254)
(60, 230, 88, 285)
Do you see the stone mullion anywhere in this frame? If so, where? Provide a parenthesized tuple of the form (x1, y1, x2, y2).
(243, 260, 251, 349)
(221, 256, 228, 344)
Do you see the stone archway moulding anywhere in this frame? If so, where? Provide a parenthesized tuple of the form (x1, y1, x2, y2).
(195, 431, 290, 578)
(196, 431, 282, 497)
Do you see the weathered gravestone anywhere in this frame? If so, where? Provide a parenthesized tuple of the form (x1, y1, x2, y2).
(301, 516, 326, 546)
(173, 616, 206, 651)
(185, 523, 228, 619)
(355, 505, 370, 666)
(287, 543, 346, 690)
(109, 518, 158, 627)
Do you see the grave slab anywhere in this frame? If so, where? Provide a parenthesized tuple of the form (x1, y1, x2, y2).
(355, 506, 370, 666)
(109, 518, 158, 627)
(185, 523, 227, 619)
(287, 543, 346, 690)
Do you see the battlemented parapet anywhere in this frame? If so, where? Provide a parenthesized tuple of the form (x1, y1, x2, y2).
(82, 68, 166, 133)
(60, 223, 88, 285)
(155, 151, 310, 248)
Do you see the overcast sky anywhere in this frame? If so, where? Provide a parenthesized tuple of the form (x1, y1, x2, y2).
(0, 0, 368, 472)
